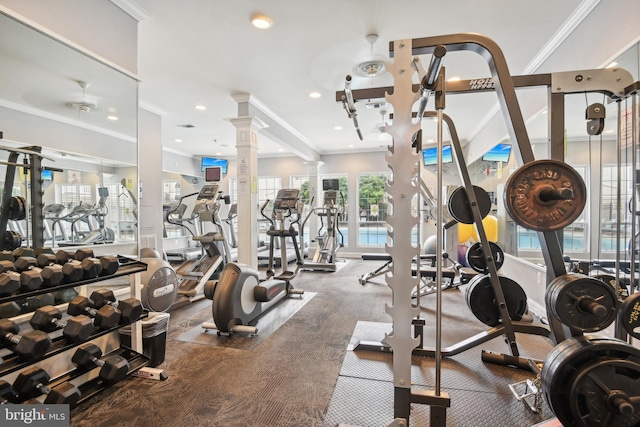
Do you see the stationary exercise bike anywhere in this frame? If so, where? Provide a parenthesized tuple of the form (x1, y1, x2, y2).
(202, 188, 304, 336)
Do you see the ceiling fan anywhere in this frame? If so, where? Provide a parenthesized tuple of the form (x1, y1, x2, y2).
(373, 109, 389, 134)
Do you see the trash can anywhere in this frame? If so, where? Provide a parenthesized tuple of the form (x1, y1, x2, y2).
(119, 312, 170, 367)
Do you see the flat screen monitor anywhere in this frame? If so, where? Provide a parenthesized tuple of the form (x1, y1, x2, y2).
(323, 178, 340, 191)
(98, 187, 109, 197)
(204, 166, 222, 182)
(201, 157, 228, 173)
(42, 169, 53, 181)
(482, 143, 512, 163)
(422, 145, 452, 166)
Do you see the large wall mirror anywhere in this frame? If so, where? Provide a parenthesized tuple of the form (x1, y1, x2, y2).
(0, 11, 138, 254)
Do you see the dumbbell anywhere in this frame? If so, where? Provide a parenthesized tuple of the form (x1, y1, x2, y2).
(14, 256, 64, 287)
(0, 259, 42, 292)
(36, 254, 83, 283)
(0, 319, 51, 360)
(67, 296, 120, 329)
(13, 367, 81, 406)
(90, 290, 143, 324)
(0, 269, 20, 296)
(0, 379, 15, 403)
(30, 306, 94, 343)
(55, 251, 103, 279)
(13, 248, 35, 259)
(72, 343, 130, 384)
(0, 293, 55, 319)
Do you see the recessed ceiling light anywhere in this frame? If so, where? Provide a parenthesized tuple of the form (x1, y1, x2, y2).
(334, 126, 343, 130)
(447, 76, 461, 82)
(195, 105, 206, 110)
(216, 152, 222, 155)
(309, 92, 321, 98)
(251, 14, 272, 29)
(107, 115, 118, 121)
(175, 139, 182, 143)
(426, 139, 434, 143)
(604, 129, 614, 133)
(606, 61, 618, 69)
(348, 144, 354, 148)
(278, 148, 284, 152)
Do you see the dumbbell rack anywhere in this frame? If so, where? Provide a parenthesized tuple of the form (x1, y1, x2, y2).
(0, 255, 150, 405)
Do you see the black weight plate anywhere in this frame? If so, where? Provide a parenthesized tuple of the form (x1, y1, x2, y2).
(447, 185, 491, 225)
(465, 274, 528, 326)
(569, 358, 640, 426)
(2, 230, 21, 251)
(546, 273, 618, 332)
(465, 241, 505, 273)
(7, 196, 26, 221)
(620, 292, 640, 339)
(542, 336, 640, 427)
(592, 273, 629, 300)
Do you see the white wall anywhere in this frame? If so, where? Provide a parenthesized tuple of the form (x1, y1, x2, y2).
(0, 0, 138, 74)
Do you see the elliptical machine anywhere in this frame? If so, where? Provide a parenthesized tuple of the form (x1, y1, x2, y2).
(202, 188, 304, 336)
(169, 183, 233, 310)
(301, 186, 344, 272)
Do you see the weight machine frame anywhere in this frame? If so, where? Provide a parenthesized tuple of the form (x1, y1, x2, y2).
(336, 33, 636, 426)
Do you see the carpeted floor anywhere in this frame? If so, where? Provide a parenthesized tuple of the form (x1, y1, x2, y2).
(69, 259, 556, 427)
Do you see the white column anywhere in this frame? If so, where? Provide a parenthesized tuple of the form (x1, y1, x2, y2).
(306, 161, 323, 250)
(229, 116, 265, 267)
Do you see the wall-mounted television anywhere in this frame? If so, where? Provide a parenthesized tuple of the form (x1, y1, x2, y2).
(41, 169, 53, 181)
(204, 166, 222, 182)
(423, 145, 452, 166)
(323, 178, 340, 191)
(201, 157, 228, 173)
(482, 143, 512, 163)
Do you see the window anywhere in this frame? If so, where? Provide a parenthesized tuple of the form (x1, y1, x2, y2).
(358, 173, 388, 246)
(601, 164, 634, 252)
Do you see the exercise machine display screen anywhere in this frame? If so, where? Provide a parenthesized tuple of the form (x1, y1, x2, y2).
(204, 166, 222, 182)
(197, 184, 219, 200)
(98, 187, 109, 197)
(273, 189, 299, 210)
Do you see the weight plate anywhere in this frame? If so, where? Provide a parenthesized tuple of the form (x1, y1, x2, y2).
(2, 230, 21, 251)
(448, 185, 492, 225)
(7, 196, 26, 220)
(620, 292, 640, 339)
(546, 273, 618, 332)
(592, 273, 629, 300)
(504, 159, 586, 231)
(542, 336, 640, 427)
(465, 241, 505, 273)
(465, 274, 528, 326)
(569, 358, 640, 426)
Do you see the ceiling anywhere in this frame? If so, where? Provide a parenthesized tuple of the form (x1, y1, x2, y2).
(134, 0, 605, 161)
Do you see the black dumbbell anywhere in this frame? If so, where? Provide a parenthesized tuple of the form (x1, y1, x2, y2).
(71, 343, 130, 384)
(12, 248, 35, 259)
(0, 251, 14, 261)
(51, 288, 79, 304)
(67, 296, 120, 329)
(13, 367, 81, 406)
(37, 254, 83, 283)
(14, 257, 64, 288)
(0, 379, 15, 403)
(90, 290, 143, 324)
(16, 293, 55, 314)
(0, 270, 19, 296)
(30, 306, 94, 343)
(0, 259, 42, 292)
(0, 294, 55, 319)
(55, 250, 102, 279)
(0, 319, 51, 360)
(98, 256, 120, 276)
